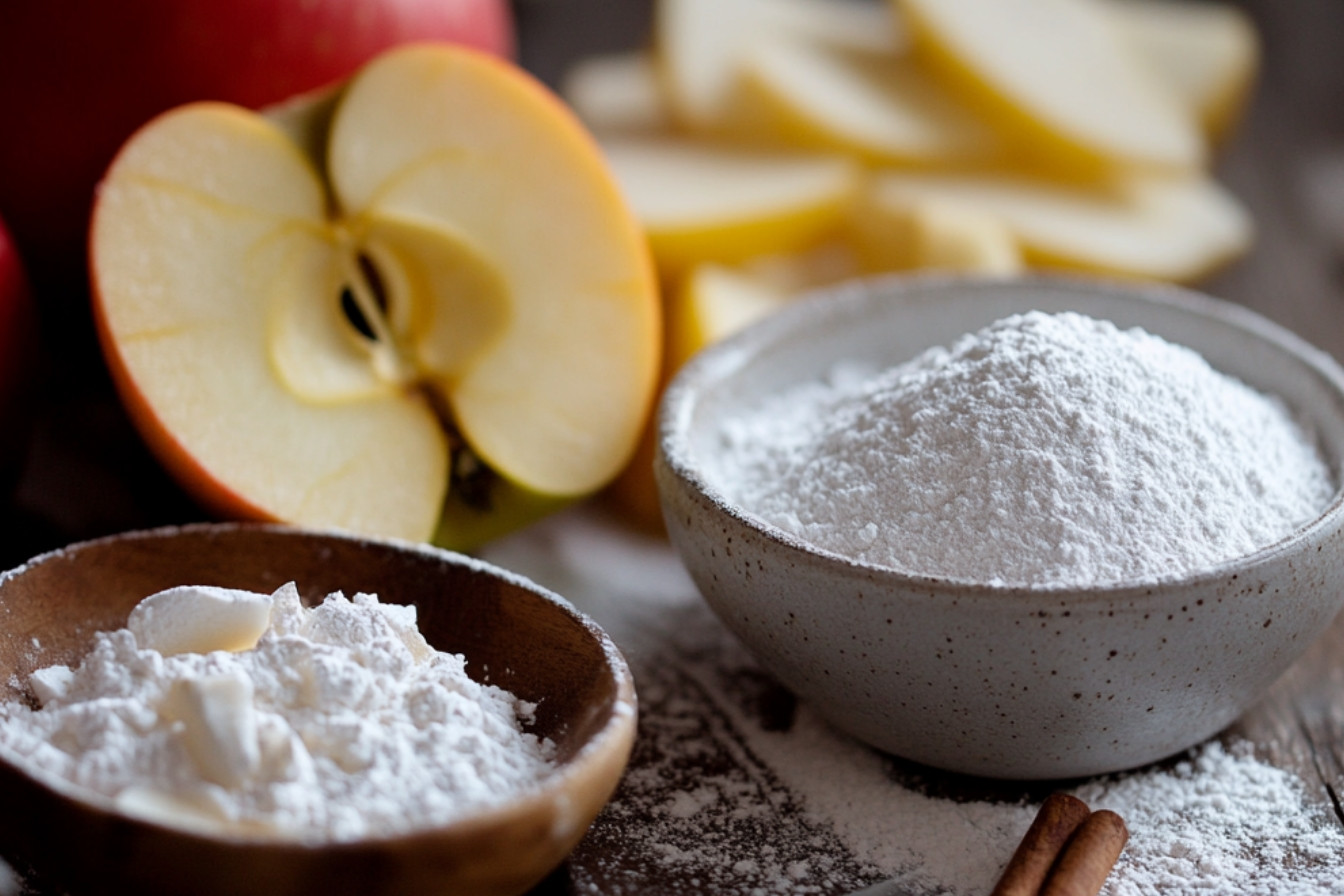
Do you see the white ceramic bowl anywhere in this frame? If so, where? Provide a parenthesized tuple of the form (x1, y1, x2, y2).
(655, 275, 1344, 779)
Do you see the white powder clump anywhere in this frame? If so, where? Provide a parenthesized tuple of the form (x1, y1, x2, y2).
(0, 583, 556, 842)
(710, 311, 1335, 587)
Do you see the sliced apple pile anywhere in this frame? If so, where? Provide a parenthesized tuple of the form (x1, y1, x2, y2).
(91, 44, 660, 547)
(567, 0, 1260, 530)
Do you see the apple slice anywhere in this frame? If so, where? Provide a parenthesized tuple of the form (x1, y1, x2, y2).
(655, 0, 901, 131)
(767, 0, 902, 55)
(899, 0, 1205, 171)
(851, 198, 1024, 276)
(1107, 0, 1260, 141)
(738, 34, 1001, 166)
(91, 44, 660, 546)
(666, 264, 792, 372)
(561, 52, 670, 135)
(864, 168, 1251, 281)
(606, 261, 794, 532)
(735, 240, 865, 295)
(599, 136, 860, 272)
(564, 44, 995, 168)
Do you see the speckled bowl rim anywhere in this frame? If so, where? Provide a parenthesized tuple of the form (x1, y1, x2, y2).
(658, 273, 1344, 603)
(0, 520, 638, 850)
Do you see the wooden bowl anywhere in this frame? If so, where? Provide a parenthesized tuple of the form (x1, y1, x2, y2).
(0, 523, 637, 896)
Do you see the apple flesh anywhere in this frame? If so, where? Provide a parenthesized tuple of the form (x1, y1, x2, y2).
(1107, 0, 1260, 141)
(900, 0, 1205, 172)
(599, 136, 860, 272)
(0, 0, 513, 297)
(865, 168, 1252, 282)
(90, 44, 660, 547)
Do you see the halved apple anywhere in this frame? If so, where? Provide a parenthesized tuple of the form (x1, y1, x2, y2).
(865, 167, 1251, 281)
(599, 136, 860, 272)
(90, 43, 660, 548)
(899, 0, 1205, 172)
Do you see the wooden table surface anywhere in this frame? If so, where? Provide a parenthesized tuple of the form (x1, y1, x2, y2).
(3, 1, 1343, 894)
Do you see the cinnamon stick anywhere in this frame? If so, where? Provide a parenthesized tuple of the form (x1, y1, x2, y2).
(989, 792, 1092, 896)
(1040, 809, 1129, 896)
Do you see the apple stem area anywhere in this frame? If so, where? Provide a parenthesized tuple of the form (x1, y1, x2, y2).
(336, 241, 501, 514)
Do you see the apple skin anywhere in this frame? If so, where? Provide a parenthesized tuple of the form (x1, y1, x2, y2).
(0, 214, 40, 494)
(0, 0, 514, 297)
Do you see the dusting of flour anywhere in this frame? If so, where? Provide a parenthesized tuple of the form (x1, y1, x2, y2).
(708, 311, 1334, 587)
(481, 508, 1344, 896)
(0, 583, 556, 842)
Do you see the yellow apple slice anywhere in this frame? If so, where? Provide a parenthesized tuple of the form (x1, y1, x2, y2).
(655, 0, 901, 131)
(737, 240, 865, 294)
(666, 263, 791, 371)
(600, 136, 859, 272)
(655, 0, 765, 130)
(91, 45, 660, 545)
(865, 168, 1251, 281)
(852, 198, 1025, 275)
(738, 34, 1001, 166)
(604, 261, 794, 532)
(1108, 0, 1259, 140)
(563, 40, 998, 168)
(769, 0, 902, 55)
(561, 52, 671, 135)
(899, 0, 1206, 171)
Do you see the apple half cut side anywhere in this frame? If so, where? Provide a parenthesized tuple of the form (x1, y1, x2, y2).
(90, 43, 660, 548)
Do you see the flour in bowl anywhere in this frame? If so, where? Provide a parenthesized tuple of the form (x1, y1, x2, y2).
(0, 583, 557, 841)
(708, 310, 1334, 586)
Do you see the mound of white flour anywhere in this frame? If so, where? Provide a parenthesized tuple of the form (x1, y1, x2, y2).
(709, 310, 1334, 586)
(0, 583, 556, 841)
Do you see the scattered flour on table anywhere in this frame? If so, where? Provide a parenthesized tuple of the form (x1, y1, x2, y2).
(751, 707, 1344, 895)
(0, 583, 556, 842)
(483, 508, 1344, 896)
(706, 311, 1335, 587)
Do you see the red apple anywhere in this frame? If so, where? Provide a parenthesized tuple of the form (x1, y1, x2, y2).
(0, 0, 514, 297)
(0, 214, 40, 492)
(89, 44, 661, 548)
